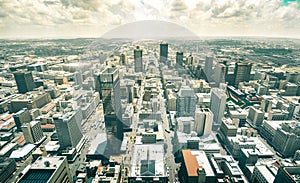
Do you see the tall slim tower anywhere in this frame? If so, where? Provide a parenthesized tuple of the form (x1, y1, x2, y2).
(160, 42, 168, 63)
(210, 88, 226, 127)
(120, 53, 127, 65)
(194, 108, 213, 137)
(204, 56, 213, 77)
(214, 63, 228, 87)
(176, 52, 183, 66)
(96, 67, 123, 140)
(134, 46, 143, 73)
(13, 71, 35, 94)
(233, 62, 252, 86)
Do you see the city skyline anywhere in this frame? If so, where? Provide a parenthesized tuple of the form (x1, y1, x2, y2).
(0, 0, 300, 39)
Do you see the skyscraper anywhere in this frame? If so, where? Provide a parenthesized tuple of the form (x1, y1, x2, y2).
(204, 56, 213, 77)
(13, 108, 31, 132)
(120, 53, 127, 65)
(210, 88, 226, 127)
(194, 108, 213, 137)
(214, 63, 228, 87)
(233, 62, 252, 86)
(176, 86, 197, 117)
(22, 121, 44, 144)
(53, 111, 83, 150)
(134, 46, 143, 73)
(176, 52, 184, 66)
(13, 71, 35, 94)
(160, 42, 168, 63)
(95, 67, 123, 140)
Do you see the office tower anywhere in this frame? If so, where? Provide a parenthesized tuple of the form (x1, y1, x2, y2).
(194, 108, 213, 137)
(13, 71, 36, 94)
(272, 121, 300, 157)
(210, 88, 226, 126)
(53, 111, 83, 149)
(247, 106, 264, 128)
(204, 56, 213, 76)
(233, 62, 252, 86)
(177, 117, 195, 134)
(274, 166, 300, 183)
(95, 67, 123, 140)
(214, 63, 228, 87)
(13, 108, 31, 132)
(186, 54, 193, 65)
(160, 42, 168, 63)
(120, 53, 127, 65)
(22, 121, 44, 144)
(0, 158, 16, 183)
(176, 86, 197, 117)
(18, 156, 71, 183)
(176, 52, 184, 66)
(134, 46, 143, 72)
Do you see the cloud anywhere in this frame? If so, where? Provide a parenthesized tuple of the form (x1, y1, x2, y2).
(0, 0, 299, 38)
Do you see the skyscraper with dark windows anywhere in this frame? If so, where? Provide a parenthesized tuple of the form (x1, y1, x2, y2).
(95, 67, 123, 140)
(233, 62, 252, 86)
(134, 46, 143, 73)
(160, 42, 168, 63)
(13, 71, 35, 94)
(176, 52, 184, 66)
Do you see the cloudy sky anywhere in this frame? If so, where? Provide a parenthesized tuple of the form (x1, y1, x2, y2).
(0, 0, 299, 39)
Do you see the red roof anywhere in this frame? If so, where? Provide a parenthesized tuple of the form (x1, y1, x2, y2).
(182, 149, 199, 177)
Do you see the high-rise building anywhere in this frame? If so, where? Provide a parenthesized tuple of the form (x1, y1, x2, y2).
(13, 108, 31, 132)
(176, 52, 184, 66)
(120, 53, 127, 65)
(272, 121, 300, 157)
(194, 108, 213, 137)
(53, 111, 83, 150)
(204, 56, 213, 77)
(176, 86, 197, 117)
(0, 158, 16, 183)
(214, 63, 228, 87)
(233, 62, 252, 86)
(134, 46, 143, 73)
(274, 166, 300, 183)
(160, 42, 168, 63)
(18, 156, 71, 183)
(13, 71, 36, 94)
(210, 88, 226, 126)
(247, 106, 264, 128)
(22, 121, 44, 144)
(95, 67, 123, 140)
(186, 54, 193, 65)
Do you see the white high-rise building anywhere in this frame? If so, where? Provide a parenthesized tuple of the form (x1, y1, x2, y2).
(210, 88, 227, 127)
(53, 111, 83, 150)
(194, 108, 213, 137)
(176, 86, 197, 117)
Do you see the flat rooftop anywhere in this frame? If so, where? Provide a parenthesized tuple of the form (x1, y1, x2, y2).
(19, 169, 55, 183)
